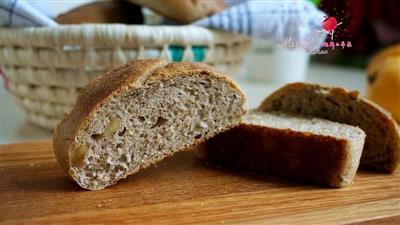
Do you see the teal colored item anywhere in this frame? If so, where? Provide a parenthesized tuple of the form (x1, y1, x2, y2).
(168, 45, 206, 62)
(309, 0, 321, 6)
(191, 46, 206, 62)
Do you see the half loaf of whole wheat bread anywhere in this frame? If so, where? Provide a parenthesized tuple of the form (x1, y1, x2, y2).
(196, 111, 366, 187)
(259, 82, 400, 172)
(53, 59, 247, 190)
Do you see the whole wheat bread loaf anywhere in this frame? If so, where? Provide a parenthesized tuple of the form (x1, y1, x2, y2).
(259, 82, 400, 172)
(196, 111, 366, 187)
(53, 59, 247, 190)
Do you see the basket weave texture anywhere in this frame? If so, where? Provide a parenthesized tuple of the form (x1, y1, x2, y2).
(0, 24, 251, 129)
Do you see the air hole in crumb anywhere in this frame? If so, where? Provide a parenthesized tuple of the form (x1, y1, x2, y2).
(187, 89, 195, 95)
(116, 143, 122, 149)
(138, 116, 145, 122)
(91, 134, 102, 140)
(194, 134, 201, 139)
(151, 117, 167, 129)
(121, 154, 129, 162)
(348, 105, 354, 112)
(208, 96, 213, 103)
(118, 127, 127, 136)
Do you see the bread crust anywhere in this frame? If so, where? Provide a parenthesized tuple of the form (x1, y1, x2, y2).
(197, 118, 364, 187)
(258, 82, 400, 173)
(55, 1, 143, 24)
(53, 59, 246, 183)
(129, 0, 225, 24)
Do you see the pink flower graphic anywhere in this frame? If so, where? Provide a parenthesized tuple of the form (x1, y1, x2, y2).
(321, 16, 343, 41)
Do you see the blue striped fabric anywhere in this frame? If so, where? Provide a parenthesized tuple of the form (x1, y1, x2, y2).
(0, 0, 326, 52)
(194, 0, 327, 52)
(0, 0, 56, 27)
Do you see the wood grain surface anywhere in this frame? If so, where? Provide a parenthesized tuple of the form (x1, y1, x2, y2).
(0, 141, 399, 225)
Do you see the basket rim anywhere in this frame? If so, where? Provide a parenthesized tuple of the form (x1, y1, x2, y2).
(0, 24, 250, 48)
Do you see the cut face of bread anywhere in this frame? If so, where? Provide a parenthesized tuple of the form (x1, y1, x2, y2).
(196, 111, 366, 187)
(53, 60, 247, 190)
(259, 82, 400, 173)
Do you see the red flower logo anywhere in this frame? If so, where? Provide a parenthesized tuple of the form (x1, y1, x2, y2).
(321, 16, 342, 40)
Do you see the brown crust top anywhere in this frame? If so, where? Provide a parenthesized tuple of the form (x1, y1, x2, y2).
(129, 0, 226, 24)
(53, 59, 246, 175)
(258, 82, 400, 173)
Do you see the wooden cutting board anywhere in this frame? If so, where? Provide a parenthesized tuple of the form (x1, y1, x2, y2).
(1, 141, 399, 225)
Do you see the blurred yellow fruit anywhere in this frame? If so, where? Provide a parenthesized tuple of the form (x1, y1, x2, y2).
(366, 45, 400, 122)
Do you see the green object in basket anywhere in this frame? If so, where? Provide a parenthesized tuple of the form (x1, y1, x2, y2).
(169, 46, 206, 62)
(309, 0, 321, 6)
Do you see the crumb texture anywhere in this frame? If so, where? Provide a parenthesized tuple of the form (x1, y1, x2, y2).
(247, 111, 364, 141)
(71, 75, 245, 190)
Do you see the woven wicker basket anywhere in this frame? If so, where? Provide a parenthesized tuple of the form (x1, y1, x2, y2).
(0, 24, 251, 130)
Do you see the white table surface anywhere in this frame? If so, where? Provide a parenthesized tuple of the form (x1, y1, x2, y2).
(0, 61, 366, 144)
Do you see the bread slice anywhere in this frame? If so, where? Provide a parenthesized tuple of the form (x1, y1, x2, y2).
(259, 82, 400, 173)
(53, 59, 247, 190)
(129, 0, 225, 24)
(196, 111, 366, 187)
